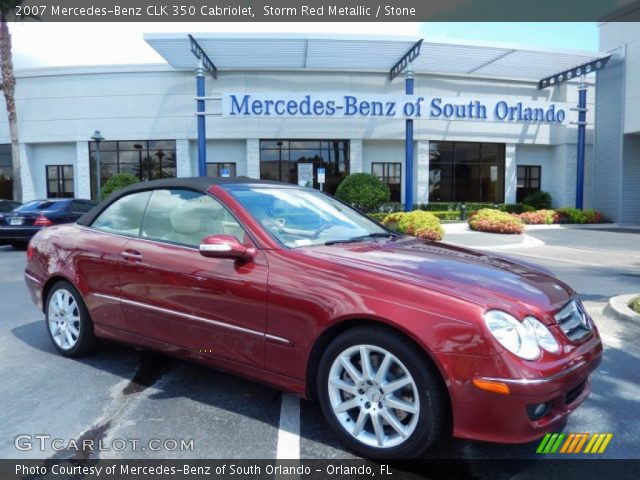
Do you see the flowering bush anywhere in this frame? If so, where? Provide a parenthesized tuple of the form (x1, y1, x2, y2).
(468, 209, 525, 234)
(382, 211, 444, 241)
(515, 209, 556, 225)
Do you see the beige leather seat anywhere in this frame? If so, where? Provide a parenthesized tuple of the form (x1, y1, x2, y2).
(163, 207, 211, 246)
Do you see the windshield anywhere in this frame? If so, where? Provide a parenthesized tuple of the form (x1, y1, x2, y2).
(228, 186, 390, 248)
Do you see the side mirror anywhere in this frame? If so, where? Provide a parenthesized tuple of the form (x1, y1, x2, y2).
(199, 234, 256, 261)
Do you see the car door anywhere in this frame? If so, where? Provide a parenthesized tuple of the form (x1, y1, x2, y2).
(78, 191, 154, 332)
(117, 188, 268, 368)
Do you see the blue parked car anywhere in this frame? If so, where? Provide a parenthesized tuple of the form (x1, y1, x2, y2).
(0, 198, 96, 248)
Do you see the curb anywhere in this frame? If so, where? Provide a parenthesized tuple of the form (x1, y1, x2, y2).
(607, 294, 640, 324)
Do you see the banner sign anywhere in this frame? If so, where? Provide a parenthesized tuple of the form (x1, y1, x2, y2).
(223, 93, 568, 124)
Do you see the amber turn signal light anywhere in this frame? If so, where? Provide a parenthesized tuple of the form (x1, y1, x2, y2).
(472, 378, 511, 395)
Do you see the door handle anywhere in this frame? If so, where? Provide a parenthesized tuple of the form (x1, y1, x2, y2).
(122, 250, 142, 262)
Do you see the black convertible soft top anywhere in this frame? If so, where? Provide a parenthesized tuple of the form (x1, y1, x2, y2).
(77, 176, 285, 226)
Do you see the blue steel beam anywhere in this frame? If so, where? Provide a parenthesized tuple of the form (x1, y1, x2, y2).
(405, 73, 414, 212)
(389, 40, 423, 212)
(196, 66, 207, 176)
(538, 55, 611, 209)
(575, 84, 587, 209)
(188, 35, 218, 177)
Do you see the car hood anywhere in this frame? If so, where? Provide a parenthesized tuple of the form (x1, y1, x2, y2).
(297, 236, 573, 323)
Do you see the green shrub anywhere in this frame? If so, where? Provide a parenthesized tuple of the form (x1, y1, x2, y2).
(555, 207, 605, 224)
(335, 173, 390, 213)
(522, 190, 552, 210)
(468, 208, 525, 234)
(630, 296, 640, 314)
(430, 210, 462, 221)
(382, 211, 444, 241)
(100, 173, 140, 200)
(499, 203, 535, 214)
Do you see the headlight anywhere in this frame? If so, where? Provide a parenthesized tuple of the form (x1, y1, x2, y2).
(484, 310, 540, 360)
(523, 316, 560, 354)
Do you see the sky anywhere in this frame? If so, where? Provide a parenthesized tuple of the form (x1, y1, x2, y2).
(10, 22, 599, 69)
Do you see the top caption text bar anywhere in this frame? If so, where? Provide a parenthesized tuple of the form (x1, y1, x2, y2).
(9, 0, 640, 22)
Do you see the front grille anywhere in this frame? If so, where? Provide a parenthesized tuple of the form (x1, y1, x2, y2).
(565, 380, 587, 405)
(554, 300, 591, 342)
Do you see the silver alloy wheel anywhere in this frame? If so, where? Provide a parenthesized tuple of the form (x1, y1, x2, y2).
(48, 288, 81, 350)
(327, 344, 420, 449)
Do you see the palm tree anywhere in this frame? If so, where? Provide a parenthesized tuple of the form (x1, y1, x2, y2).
(0, 1, 35, 202)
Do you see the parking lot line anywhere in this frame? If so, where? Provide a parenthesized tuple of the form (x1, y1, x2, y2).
(276, 393, 300, 459)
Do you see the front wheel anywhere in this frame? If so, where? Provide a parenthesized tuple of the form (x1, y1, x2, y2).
(45, 281, 97, 357)
(317, 326, 448, 459)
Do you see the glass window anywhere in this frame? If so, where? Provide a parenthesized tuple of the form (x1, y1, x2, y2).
(428, 141, 505, 203)
(17, 200, 66, 212)
(89, 140, 177, 199)
(141, 189, 245, 247)
(91, 191, 151, 237)
(259, 139, 350, 195)
(71, 201, 95, 213)
(516, 166, 542, 203)
(206, 163, 237, 178)
(371, 162, 401, 202)
(46, 165, 74, 199)
(228, 186, 387, 248)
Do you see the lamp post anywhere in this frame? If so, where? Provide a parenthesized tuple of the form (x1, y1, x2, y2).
(277, 141, 283, 182)
(133, 144, 143, 180)
(90, 130, 105, 200)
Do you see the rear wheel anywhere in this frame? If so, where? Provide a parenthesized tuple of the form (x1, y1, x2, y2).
(317, 326, 448, 459)
(45, 281, 97, 357)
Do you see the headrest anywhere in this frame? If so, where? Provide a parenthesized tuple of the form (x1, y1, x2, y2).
(169, 205, 201, 234)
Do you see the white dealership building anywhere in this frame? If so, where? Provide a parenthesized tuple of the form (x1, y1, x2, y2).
(0, 31, 635, 221)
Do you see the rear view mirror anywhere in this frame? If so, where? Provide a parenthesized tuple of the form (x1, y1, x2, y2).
(199, 234, 256, 262)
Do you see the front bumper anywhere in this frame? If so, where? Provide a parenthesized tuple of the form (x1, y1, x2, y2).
(438, 331, 603, 444)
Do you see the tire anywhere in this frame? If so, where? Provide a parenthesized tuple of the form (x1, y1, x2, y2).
(10, 241, 27, 249)
(317, 326, 448, 459)
(45, 281, 97, 357)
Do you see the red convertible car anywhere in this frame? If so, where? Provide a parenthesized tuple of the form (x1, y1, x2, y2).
(24, 177, 602, 458)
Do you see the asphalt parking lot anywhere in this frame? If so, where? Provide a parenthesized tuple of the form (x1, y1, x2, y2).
(0, 227, 639, 467)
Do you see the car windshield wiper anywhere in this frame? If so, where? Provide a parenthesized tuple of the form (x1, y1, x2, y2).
(325, 232, 398, 246)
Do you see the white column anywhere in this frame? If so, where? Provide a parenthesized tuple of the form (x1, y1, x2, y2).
(349, 139, 363, 173)
(19, 143, 35, 201)
(75, 141, 91, 199)
(504, 143, 517, 204)
(176, 139, 192, 177)
(415, 141, 430, 205)
(246, 139, 260, 178)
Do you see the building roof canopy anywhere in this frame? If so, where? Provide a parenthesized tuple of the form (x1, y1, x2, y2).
(144, 33, 607, 82)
